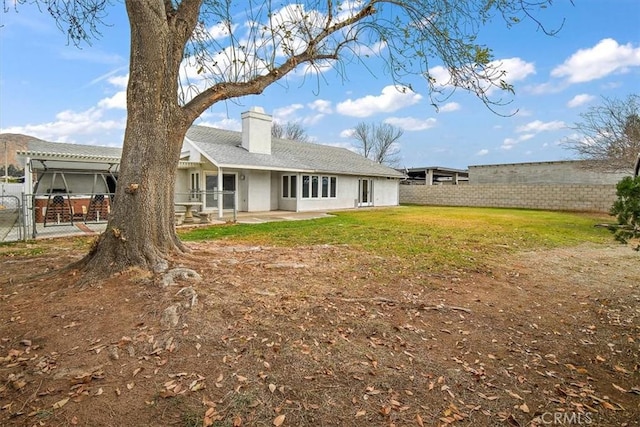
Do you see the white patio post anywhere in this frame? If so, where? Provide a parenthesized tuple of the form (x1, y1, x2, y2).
(217, 168, 223, 220)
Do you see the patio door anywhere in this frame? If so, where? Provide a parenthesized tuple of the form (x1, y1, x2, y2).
(205, 173, 236, 210)
(358, 178, 373, 207)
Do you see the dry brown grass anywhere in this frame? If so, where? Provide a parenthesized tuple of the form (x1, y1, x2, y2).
(1, 236, 639, 426)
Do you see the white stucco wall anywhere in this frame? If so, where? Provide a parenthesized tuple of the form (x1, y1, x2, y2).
(372, 177, 400, 206)
(246, 169, 272, 212)
(270, 173, 279, 210)
(181, 139, 202, 162)
(174, 169, 190, 202)
(294, 174, 399, 212)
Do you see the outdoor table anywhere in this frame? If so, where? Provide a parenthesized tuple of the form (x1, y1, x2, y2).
(174, 202, 202, 223)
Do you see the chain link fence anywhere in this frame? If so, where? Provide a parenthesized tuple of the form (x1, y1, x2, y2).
(0, 190, 237, 242)
(0, 194, 25, 242)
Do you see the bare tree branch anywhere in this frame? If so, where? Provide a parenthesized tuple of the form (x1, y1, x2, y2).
(563, 94, 640, 172)
(272, 121, 310, 142)
(352, 122, 403, 167)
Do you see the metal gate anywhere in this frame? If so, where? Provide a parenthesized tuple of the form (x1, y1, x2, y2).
(0, 195, 25, 242)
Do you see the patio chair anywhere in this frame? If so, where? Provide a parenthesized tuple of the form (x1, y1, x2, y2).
(44, 195, 73, 226)
(85, 194, 110, 223)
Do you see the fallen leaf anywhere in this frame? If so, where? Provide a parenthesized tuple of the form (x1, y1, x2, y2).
(519, 403, 529, 413)
(273, 414, 286, 426)
(269, 383, 276, 393)
(355, 410, 366, 417)
(52, 397, 70, 409)
(416, 413, 424, 426)
(506, 390, 523, 400)
(614, 365, 630, 374)
(612, 383, 627, 393)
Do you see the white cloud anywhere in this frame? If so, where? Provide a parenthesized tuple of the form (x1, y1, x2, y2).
(493, 57, 536, 84)
(428, 65, 451, 86)
(96, 75, 128, 109)
(107, 75, 129, 89)
(301, 114, 325, 126)
(308, 99, 332, 114)
(98, 91, 126, 110)
(567, 94, 595, 108)
(339, 128, 355, 138)
(429, 57, 534, 94)
(439, 102, 460, 113)
(501, 137, 517, 150)
(476, 149, 489, 156)
(198, 117, 241, 131)
(516, 120, 565, 134)
(500, 131, 542, 150)
(207, 22, 237, 40)
(1, 108, 125, 144)
(551, 38, 640, 83)
(518, 133, 535, 141)
(383, 116, 437, 131)
(336, 85, 422, 117)
(272, 104, 305, 122)
(514, 109, 533, 117)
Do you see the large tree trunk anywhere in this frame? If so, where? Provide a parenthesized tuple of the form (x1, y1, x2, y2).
(79, 0, 196, 275)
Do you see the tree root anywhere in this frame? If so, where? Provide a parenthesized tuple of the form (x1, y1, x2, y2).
(160, 267, 202, 287)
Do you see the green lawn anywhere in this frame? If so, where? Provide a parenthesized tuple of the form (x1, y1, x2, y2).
(179, 206, 613, 271)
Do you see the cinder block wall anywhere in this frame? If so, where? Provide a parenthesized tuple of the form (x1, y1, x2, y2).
(399, 184, 617, 213)
(469, 161, 628, 185)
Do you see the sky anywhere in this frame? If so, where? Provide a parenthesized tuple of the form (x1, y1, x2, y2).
(0, 1, 639, 170)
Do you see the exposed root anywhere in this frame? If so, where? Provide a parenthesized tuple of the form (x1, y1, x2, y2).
(160, 267, 202, 287)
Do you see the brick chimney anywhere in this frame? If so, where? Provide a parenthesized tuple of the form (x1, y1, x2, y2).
(241, 107, 272, 154)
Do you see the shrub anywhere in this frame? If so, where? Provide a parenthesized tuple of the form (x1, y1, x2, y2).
(610, 175, 640, 249)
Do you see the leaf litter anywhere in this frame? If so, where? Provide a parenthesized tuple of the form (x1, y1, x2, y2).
(0, 240, 638, 426)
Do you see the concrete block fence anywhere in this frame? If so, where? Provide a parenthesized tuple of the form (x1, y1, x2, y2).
(399, 184, 617, 213)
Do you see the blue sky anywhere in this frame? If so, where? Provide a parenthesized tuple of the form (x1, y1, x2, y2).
(1, 1, 639, 170)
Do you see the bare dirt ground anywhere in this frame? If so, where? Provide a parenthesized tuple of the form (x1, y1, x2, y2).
(0, 238, 638, 426)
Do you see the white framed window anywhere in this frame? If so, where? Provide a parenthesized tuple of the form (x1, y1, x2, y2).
(190, 172, 200, 200)
(282, 175, 297, 199)
(301, 174, 337, 199)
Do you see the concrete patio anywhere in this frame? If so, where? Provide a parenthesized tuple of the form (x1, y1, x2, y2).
(29, 210, 334, 240)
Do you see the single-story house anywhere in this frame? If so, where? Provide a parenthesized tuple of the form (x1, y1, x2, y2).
(17, 107, 404, 223)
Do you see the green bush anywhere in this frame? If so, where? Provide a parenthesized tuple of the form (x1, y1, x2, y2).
(610, 175, 640, 249)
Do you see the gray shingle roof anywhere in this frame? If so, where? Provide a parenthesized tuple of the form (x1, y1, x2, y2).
(186, 126, 405, 178)
(16, 127, 405, 179)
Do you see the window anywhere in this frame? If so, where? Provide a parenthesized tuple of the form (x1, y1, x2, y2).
(282, 176, 289, 198)
(302, 175, 310, 198)
(190, 172, 200, 200)
(300, 175, 337, 199)
(282, 175, 298, 199)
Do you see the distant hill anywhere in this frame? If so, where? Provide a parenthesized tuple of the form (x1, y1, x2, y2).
(0, 133, 46, 168)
